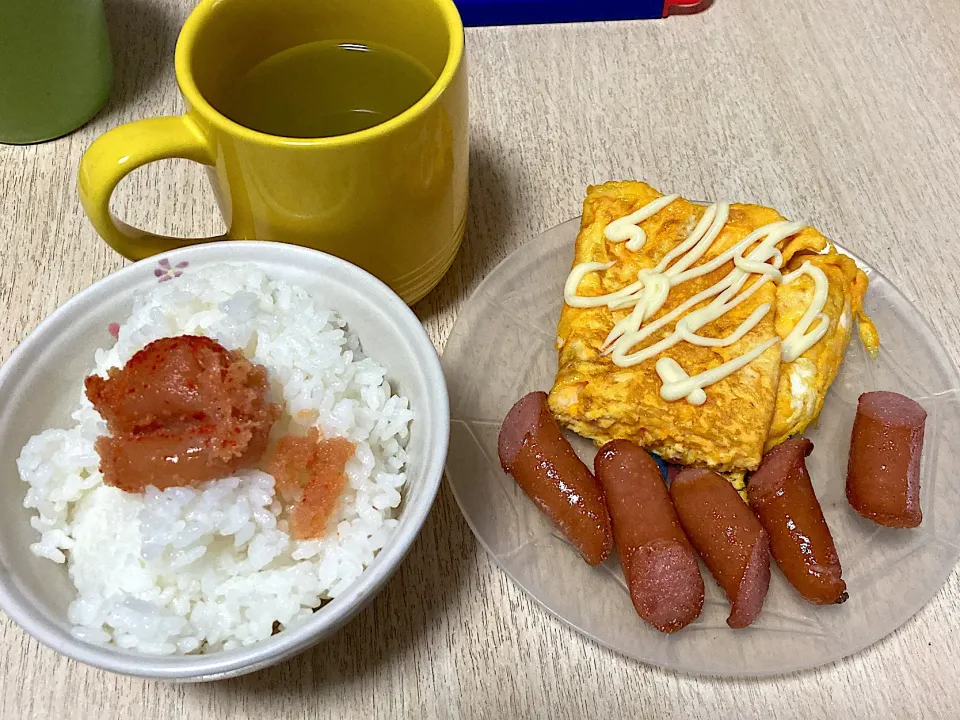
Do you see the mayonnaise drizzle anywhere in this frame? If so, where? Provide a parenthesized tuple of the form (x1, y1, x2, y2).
(780, 261, 831, 362)
(603, 193, 681, 251)
(563, 261, 616, 307)
(604, 220, 802, 367)
(657, 338, 780, 402)
(562, 194, 832, 404)
(655, 358, 707, 405)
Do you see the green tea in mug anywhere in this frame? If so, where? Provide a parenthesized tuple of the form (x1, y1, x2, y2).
(216, 40, 436, 139)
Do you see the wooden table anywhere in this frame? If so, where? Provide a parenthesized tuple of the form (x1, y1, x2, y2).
(2, 0, 959, 716)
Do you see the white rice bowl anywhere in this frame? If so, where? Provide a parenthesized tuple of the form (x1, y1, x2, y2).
(16, 263, 413, 655)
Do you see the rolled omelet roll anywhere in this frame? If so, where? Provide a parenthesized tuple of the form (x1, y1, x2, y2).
(766, 248, 879, 450)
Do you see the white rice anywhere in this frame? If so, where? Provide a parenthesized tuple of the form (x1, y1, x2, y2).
(16, 263, 413, 655)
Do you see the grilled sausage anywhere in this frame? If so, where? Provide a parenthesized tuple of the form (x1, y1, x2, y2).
(594, 440, 704, 632)
(498, 392, 612, 565)
(671, 468, 771, 628)
(846, 391, 926, 528)
(749, 439, 847, 605)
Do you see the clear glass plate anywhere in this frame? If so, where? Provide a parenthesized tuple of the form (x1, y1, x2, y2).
(442, 217, 960, 677)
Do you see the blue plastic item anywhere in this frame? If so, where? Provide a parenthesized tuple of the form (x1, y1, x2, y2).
(650, 453, 669, 482)
(456, 0, 706, 26)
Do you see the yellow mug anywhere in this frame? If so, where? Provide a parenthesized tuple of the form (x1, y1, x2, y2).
(78, 0, 467, 305)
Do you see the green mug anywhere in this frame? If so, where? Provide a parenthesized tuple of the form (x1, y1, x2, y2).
(0, 0, 113, 144)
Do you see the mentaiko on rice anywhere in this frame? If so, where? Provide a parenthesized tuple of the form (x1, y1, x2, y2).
(16, 264, 413, 655)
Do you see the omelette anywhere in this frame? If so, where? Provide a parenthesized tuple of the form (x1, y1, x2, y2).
(549, 181, 878, 476)
(768, 248, 879, 449)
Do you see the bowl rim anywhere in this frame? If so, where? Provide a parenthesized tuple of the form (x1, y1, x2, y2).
(0, 241, 449, 680)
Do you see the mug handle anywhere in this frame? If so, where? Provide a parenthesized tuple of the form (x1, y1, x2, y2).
(78, 115, 226, 260)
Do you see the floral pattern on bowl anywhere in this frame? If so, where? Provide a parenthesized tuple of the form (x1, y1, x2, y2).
(108, 259, 191, 337)
(154, 258, 189, 283)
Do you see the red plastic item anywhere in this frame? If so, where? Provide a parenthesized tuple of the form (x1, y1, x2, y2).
(663, 0, 712, 16)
